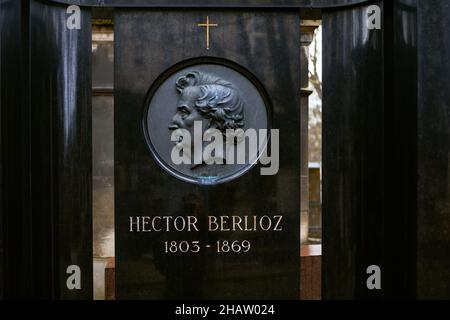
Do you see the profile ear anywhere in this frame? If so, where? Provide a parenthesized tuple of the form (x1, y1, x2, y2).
(176, 71, 200, 93)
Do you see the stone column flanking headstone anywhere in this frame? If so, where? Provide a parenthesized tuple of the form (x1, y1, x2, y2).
(92, 21, 115, 300)
(300, 20, 320, 244)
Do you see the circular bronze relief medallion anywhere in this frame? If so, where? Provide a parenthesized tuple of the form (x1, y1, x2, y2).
(143, 61, 270, 185)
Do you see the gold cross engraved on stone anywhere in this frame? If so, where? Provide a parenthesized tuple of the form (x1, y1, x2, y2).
(198, 16, 218, 50)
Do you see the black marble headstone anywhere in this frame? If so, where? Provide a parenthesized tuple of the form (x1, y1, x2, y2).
(115, 9, 300, 299)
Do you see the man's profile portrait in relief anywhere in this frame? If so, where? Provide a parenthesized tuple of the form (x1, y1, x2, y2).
(168, 71, 246, 168)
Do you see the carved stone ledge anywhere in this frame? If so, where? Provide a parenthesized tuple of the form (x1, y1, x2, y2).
(301, 88, 314, 97)
(300, 20, 321, 45)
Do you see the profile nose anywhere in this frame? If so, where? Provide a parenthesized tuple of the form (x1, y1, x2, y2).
(169, 113, 182, 130)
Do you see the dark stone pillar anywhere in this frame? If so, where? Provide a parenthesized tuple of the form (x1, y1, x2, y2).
(417, 0, 450, 299)
(1, 0, 93, 299)
(0, 0, 30, 299)
(322, 0, 450, 299)
(30, 0, 93, 300)
(322, 1, 384, 299)
(383, 0, 418, 299)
